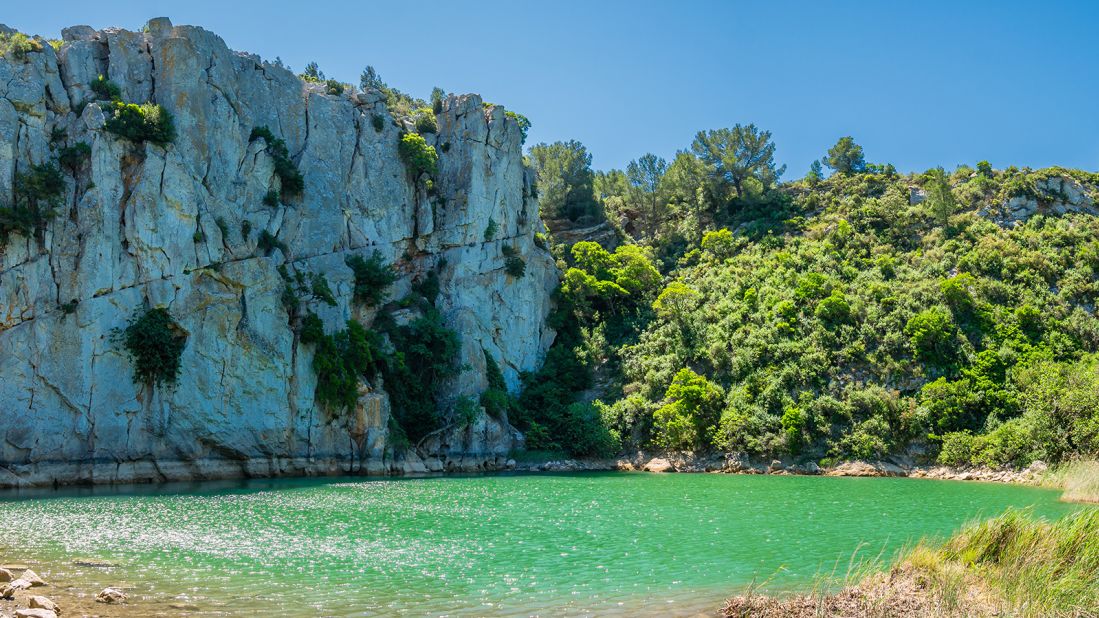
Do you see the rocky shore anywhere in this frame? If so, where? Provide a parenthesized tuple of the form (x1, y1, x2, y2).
(516, 452, 1052, 486)
(1, 564, 128, 618)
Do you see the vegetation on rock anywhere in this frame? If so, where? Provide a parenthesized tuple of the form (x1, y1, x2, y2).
(398, 133, 438, 178)
(0, 162, 65, 245)
(250, 126, 304, 196)
(119, 307, 187, 388)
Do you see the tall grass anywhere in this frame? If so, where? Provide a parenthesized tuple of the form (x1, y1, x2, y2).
(936, 508, 1099, 616)
(723, 508, 1099, 617)
(1040, 459, 1099, 504)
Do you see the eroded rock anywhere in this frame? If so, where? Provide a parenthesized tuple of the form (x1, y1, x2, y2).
(95, 587, 127, 604)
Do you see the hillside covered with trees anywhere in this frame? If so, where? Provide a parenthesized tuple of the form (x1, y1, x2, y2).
(520, 129, 1099, 470)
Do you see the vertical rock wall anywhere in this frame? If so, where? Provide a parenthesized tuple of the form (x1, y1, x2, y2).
(0, 19, 557, 487)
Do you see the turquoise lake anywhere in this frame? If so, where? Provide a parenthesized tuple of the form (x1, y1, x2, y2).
(0, 472, 1080, 616)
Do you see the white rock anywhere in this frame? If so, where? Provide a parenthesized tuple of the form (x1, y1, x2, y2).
(95, 587, 127, 604)
(15, 609, 57, 618)
(19, 569, 46, 587)
(28, 596, 59, 612)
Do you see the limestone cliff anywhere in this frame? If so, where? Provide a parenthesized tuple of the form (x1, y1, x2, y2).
(0, 19, 558, 487)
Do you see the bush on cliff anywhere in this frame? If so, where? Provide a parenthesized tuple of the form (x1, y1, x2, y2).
(0, 162, 66, 245)
(398, 133, 438, 178)
(119, 307, 188, 388)
(301, 314, 384, 413)
(104, 101, 176, 146)
(250, 126, 304, 196)
(346, 251, 396, 307)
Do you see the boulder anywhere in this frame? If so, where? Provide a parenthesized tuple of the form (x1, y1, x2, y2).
(28, 596, 59, 613)
(769, 460, 784, 472)
(1, 579, 32, 598)
(643, 458, 675, 473)
(95, 587, 127, 604)
(0, 568, 13, 582)
(15, 609, 57, 618)
(20, 569, 46, 587)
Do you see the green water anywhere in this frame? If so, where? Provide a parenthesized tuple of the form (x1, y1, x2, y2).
(0, 472, 1079, 616)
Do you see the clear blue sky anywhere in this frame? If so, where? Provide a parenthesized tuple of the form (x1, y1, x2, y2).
(6, 1, 1099, 176)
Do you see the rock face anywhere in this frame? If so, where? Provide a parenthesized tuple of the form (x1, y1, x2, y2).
(0, 20, 557, 487)
(983, 174, 1098, 224)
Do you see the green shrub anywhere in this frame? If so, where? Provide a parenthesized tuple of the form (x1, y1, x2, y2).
(455, 396, 480, 427)
(382, 308, 461, 442)
(484, 218, 498, 240)
(58, 142, 91, 169)
(240, 219, 252, 240)
(119, 307, 187, 387)
(90, 75, 122, 101)
(502, 245, 526, 278)
(413, 107, 438, 134)
(324, 79, 345, 96)
(814, 291, 851, 325)
(398, 133, 438, 178)
(345, 251, 396, 306)
(309, 273, 337, 307)
(653, 368, 724, 451)
(371, 113, 385, 132)
(302, 315, 383, 413)
(906, 307, 958, 364)
(504, 110, 531, 144)
(257, 230, 288, 256)
(0, 32, 42, 60)
(249, 127, 304, 196)
(103, 101, 176, 146)
(263, 189, 280, 207)
(0, 162, 65, 244)
(214, 216, 229, 240)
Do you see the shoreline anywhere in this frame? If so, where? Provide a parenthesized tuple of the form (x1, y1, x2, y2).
(0, 451, 1055, 492)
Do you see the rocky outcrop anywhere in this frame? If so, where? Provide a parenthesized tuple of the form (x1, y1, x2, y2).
(0, 20, 557, 487)
(982, 174, 1098, 224)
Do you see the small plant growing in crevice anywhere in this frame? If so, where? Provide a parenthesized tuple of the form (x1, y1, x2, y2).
(398, 133, 438, 178)
(309, 272, 338, 307)
(346, 251, 396, 306)
(58, 142, 91, 170)
(263, 189, 280, 207)
(60, 299, 79, 315)
(502, 245, 526, 278)
(454, 395, 479, 428)
(250, 126, 304, 196)
(257, 230, 288, 256)
(119, 306, 188, 388)
(90, 75, 122, 100)
(240, 219, 252, 240)
(0, 162, 65, 245)
(324, 79, 345, 96)
(484, 218, 498, 241)
(371, 113, 385, 133)
(214, 217, 229, 241)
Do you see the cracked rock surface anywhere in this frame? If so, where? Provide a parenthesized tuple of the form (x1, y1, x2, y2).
(0, 19, 557, 487)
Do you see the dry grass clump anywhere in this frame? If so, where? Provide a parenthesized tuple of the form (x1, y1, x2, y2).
(1041, 459, 1099, 504)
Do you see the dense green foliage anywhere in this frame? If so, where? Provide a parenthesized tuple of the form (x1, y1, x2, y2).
(528, 129, 1099, 468)
(0, 31, 43, 60)
(528, 140, 600, 221)
(413, 107, 438, 134)
(301, 315, 383, 412)
(346, 251, 396, 306)
(104, 101, 176, 146)
(250, 126, 304, 196)
(0, 162, 65, 245)
(398, 133, 438, 178)
(120, 307, 187, 387)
